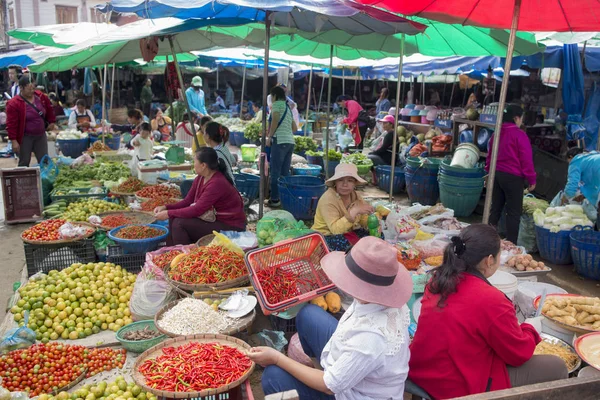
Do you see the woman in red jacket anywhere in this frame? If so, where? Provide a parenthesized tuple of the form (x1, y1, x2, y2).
(409, 224, 567, 399)
(7, 75, 56, 166)
(153, 147, 245, 245)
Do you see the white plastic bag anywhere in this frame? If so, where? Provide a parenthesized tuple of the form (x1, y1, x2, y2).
(129, 272, 177, 321)
(58, 222, 89, 239)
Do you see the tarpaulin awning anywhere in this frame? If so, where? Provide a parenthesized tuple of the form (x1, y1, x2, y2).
(8, 23, 117, 48)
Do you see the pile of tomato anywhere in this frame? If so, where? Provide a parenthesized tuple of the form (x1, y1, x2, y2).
(0, 343, 127, 396)
(21, 219, 67, 242)
(136, 185, 180, 199)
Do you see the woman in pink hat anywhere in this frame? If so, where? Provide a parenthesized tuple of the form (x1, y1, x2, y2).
(368, 114, 399, 185)
(311, 163, 375, 252)
(249, 236, 413, 399)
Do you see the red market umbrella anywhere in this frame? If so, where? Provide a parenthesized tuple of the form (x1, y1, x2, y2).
(354, 0, 600, 31)
(356, 0, 599, 223)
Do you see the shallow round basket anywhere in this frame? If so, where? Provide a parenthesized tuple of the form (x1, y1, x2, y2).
(196, 233, 215, 247)
(534, 294, 599, 335)
(154, 298, 255, 337)
(116, 320, 167, 353)
(135, 188, 182, 202)
(539, 333, 581, 374)
(21, 224, 96, 245)
(96, 211, 156, 230)
(165, 265, 249, 292)
(50, 368, 87, 395)
(110, 189, 140, 196)
(132, 334, 255, 399)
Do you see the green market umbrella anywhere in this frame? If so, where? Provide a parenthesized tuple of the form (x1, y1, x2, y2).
(8, 23, 117, 49)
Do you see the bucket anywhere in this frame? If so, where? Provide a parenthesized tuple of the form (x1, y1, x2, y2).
(241, 144, 258, 162)
(306, 155, 324, 168)
(514, 282, 567, 322)
(278, 176, 326, 220)
(231, 131, 248, 146)
(535, 225, 572, 265)
(57, 138, 89, 158)
(90, 135, 121, 150)
(375, 165, 406, 194)
(488, 270, 518, 300)
(326, 160, 340, 178)
(438, 174, 486, 187)
(405, 162, 440, 206)
(450, 143, 480, 168)
(410, 116, 421, 123)
(439, 159, 484, 178)
(438, 182, 483, 217)
(420, 116, 429, 124)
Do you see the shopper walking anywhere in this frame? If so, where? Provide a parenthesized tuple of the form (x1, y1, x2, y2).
(186, 76, 208, 118)
(140, 79, 153, 118)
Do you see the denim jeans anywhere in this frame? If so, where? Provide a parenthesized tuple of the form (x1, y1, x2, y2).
(269, 138, 294, 201)
(261, 305, 338, 399)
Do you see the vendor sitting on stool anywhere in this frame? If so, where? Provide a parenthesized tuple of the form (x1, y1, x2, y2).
(250, 236, 412, 399)
(312, 163, 374, 252)
(368, 114, 397, 185)
(154, 147, 245, 245)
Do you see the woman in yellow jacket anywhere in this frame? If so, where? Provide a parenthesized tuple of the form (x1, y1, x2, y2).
(312, 163, 374, 251)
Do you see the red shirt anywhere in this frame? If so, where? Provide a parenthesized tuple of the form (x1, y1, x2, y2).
(166, 172, 245, 229)
(409, 273, 540, 400)
(6, 91, 56, 144)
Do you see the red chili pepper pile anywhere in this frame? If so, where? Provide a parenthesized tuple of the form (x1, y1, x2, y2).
(115, 226, 164, 240)
(138, 342, 252, 392)
(117, 177, 147, 193)
(169, 246, 246, 284)
(255, 267, 317, 305)
(152, 250, 183, 269)
(22, 219, 67, 242)
(101, 214, 134, 229)
(137, 184, 181, 199)
(141, 197, 179, 212)
(0, 343, 127, 396)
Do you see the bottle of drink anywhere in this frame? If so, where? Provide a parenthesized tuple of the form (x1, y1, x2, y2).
(367, 214, 380, 237)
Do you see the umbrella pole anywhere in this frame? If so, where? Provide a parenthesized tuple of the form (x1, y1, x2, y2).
(354, 68, 359, 97)
(168, 36, 201, 150)
(101, 64, 108, 144)
(241, 61, 246, 115)
(318, 74, 325, 113)
(342, 66, 345, 96)
(449, 75, 457, 107)
(325, 44, 334, 179)
(482, 0, 522, 224)
(166, 55, 176, 138)
(442, 75, 447, 105)
(216, 64, 219, 91)
(304, 64, 313, 137)
(422, 75, 426, 104)
(389, 34, 405, 202)
(258, 11, 271, 219)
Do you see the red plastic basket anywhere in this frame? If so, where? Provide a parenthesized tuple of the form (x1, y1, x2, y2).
(245, 233, 335, 315)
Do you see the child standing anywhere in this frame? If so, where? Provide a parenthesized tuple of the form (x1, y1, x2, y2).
(130, 122, 154, 174)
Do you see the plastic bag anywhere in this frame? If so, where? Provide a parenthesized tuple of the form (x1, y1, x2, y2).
(517, 214, 538, 253)
(58, 222, 89, 239)
(145, 244, 196, 276)
(217, 231, 258, 251)
(129, 272, 177, 321)
(209, 231, 244, 256)
(256, 211, 298, 247)
(273, 227, 314, 244)
(0, 312, 36, 353)
(287, 333, 313, 366)
(411, 235, 450, 259)
(255, 330, 288, 352)
(39, 155, 58, 206)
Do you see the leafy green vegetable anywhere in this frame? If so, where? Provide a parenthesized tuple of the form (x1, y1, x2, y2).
(306, 150, 324, 157)
(326, 149, 342, 161)
(54, 162, 131, 189)
(342, 153, 373, 166)
(294, 137, 318, 154)
(523, 196, 550, 215)
(244, 122, 262, 142)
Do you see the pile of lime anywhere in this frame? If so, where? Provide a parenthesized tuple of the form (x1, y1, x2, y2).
(38, 376, 157, 400)
(62, 199, 127, 222)
(11, 262, 136, 341)
(202, 297, 228, 312)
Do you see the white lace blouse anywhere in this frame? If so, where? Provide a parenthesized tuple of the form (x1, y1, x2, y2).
(320, 300, 411, 399)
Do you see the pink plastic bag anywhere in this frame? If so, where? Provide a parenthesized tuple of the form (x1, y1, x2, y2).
(144, 244, 197, 278)
(287, 333, 313, 367)
(411, 236, 450, 259)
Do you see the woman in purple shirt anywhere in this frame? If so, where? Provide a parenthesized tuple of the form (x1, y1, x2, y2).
(485, 104, 536, 244)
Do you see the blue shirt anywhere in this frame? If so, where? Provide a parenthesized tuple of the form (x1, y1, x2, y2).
(185, 87, 208, 116)
(565, 151, 600, 205)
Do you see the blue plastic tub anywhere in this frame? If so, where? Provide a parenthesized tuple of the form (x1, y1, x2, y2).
(535, 225, 572, 265)
(570, 226, 600, 280)
(108, 224, 169, 254)
(375, 165, 406, 194)
(228, 131, 237, 147)
(306, 155, 324, 168)
(405, 164, 440, 206)
(439, 182, 483, 217)
(234, 173, 260, 204)
(439, 160, 485, 179)
(90, 135, 121, 150)
(278, 176, 326, 220)
(180, 179, 195, 198)
(57, 138, 89, 158)
(231, 131, 248, 146)
(326, 160, 340, 178)
(292, 164, 322, 177)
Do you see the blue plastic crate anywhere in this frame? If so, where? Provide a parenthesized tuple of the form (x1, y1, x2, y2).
(57, 138, 89, 158)
(535, 225, 572, 265)
(278, 176, 326, 220)
(90, 135, 121, 150)
(570, 226, 600, 280)
(234, 173, 260, 204)
(108, 224, 169, 254)
(375, 165, 406, 194)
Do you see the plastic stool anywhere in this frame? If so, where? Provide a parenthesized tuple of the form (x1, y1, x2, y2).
(404, 379, 432, 400)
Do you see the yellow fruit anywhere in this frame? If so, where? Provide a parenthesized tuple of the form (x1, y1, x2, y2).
(310, 296, 328, 311)
(325, 292, 341, 313)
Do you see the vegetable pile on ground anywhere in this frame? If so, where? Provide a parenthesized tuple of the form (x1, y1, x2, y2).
(294, 136, 318, 154)
(243, 122, 261, 142)
(151, 250, 183, 269)
(114, 226, 164, 240)
(122, 326, 163, 341)
(140, 197, 179, 212)
(506, 254, 548, 272)
(254, 266, 318, 305)
(100, 213, 135, 229)
(116, 177, 147, 193)
(22, 219, 67, 242)
(138, 341, 252, 392)
(136, 185, 181, 199)
(157, 298, 231, 335)
(11, 262, 136, 340)
(62, 199, 127, 222)
(533, 204, 594, 232)
(523, 196, 549, 215)
(169, 246, 247, 284)
(55, 162, 131, 189)
(0, 343, 126, 395)
(37, 377, 156, 400)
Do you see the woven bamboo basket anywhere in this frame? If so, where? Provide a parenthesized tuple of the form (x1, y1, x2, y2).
(154, 298, 254, 337)
(132, 334, 254, 399)
(165, 265, 249, 292)
(96, 211, 156, 230)
(21, 224, 96, 245)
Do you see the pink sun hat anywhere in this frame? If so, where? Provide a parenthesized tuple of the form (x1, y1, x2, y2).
(321, 236, 413, 308)
(377, 115, 395, 124)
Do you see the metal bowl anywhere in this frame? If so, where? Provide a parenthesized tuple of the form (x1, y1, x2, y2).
(539, 333, 582, 374)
